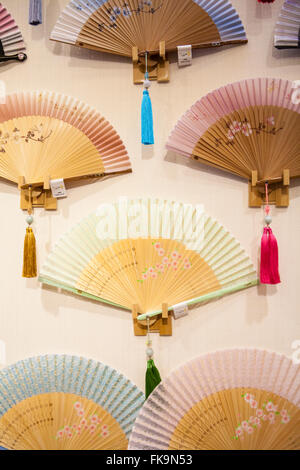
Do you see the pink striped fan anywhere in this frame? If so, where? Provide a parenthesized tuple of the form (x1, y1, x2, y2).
(128, 348, 300, 450)
(0, 3, 27, 63)
(0, 90, 131, 278)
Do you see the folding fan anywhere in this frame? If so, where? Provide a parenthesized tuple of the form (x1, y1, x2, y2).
(0, 355, 144, 450)
(167, 77, 300, 284)
(166, 77, 300, 192)
(128, 348, 300, 450)
(0, 91, 131, 278)
(274, 0, 300, 49)
(39, 197, 258, 318)
(50, 0, 247, 58)
(0, 3, 27, 63)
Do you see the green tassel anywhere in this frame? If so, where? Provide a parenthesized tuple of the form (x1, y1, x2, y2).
(145, 359, 161, 399)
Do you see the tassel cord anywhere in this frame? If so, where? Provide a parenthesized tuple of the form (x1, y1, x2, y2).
(145, 316, 161, 399)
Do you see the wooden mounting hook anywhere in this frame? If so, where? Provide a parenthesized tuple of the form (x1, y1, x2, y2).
(19, 176, 57, 211)
(132, 303, 172, 336)
(132, 42, 169, 85)
(248, 169, 290, 208)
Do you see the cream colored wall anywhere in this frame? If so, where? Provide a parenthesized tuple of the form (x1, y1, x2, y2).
(0, 0, 299, 389)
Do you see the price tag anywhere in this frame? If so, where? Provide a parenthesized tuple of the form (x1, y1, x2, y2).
(50, 178, 67, 198)
(173, 302, 189, 319)
(177, 45, 192, 67)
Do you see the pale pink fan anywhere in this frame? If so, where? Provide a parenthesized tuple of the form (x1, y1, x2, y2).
(129, 348, 300, 450)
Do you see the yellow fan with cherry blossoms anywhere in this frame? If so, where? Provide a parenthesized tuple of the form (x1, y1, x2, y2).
(0, 90, 131, 278)
(39, 198, 258, 322)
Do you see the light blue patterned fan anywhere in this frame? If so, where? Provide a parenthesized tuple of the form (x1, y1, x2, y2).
(0, 355, 144, 450)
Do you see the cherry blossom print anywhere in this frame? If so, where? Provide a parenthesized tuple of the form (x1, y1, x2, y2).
(231, 121, 242, 133)
(265, 401, 274, 412)
(244, 393, 253, 403)
(250, 399, 258, 409)
(102, 430, 109, 438)
(90, 424, 97, 433)
(0, 124, 52, 153)
(216, 116, 283, 148)
(90, 415, 98, 424)
(236, 427, 243, 437)
(241, 122, 253, 137)
(138, 243, 192, 282)
(78, 409, 85, 417)
(122, 6, 131, 17)
(57, 430, 64, 439)
(74, 402, 81, 410)
(268, 412, 275, 423)
(254, 417, 261, 427)
(102, 425, 108, 431)
(235, 393, 293, 440)
(113, 6, 122, 15)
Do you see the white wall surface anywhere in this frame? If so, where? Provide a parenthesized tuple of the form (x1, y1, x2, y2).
(0, 0, 299, 390)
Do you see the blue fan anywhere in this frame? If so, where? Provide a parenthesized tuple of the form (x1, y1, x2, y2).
(0, 355, 144, 450)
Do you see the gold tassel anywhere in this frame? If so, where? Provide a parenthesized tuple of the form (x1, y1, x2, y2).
(22, 186, 37, 278)
(22, 226, 37, 278)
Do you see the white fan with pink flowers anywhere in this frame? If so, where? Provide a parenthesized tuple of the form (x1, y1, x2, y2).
(129, 348, 300, 450)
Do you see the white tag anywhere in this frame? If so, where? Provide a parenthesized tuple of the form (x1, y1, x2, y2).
(177, 45, 192, 67)
(173, 302, 189, 319)
(50, 178, 67, 198)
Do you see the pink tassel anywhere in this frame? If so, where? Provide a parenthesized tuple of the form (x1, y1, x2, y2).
(260, 227, 280, 285)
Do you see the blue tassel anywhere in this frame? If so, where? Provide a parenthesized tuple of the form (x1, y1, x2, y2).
(29, 0, 42, 25)
(141, 88, 154, 146)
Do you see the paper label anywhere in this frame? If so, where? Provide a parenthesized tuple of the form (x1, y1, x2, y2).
(177, 45, 192, 67)
(173, 302, 189, 319)
(50, 178, 67, 198)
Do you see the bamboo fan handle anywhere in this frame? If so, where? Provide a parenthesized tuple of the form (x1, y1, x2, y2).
(0, 53, 27, 63)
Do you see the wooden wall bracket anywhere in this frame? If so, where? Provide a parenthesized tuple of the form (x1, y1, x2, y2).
(132, 42, 169, 85)
(132, 303, 172, 336)
(20, 177, 57, 211)
(248, 169, 290, 208)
